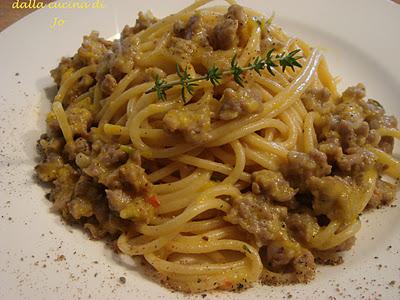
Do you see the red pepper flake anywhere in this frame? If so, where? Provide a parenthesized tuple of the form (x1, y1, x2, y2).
(148, 195, 160, 208)
(223, 280, 233, 288)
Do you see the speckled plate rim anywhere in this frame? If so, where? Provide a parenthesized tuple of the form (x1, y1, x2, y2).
(0, 1, 399, 299)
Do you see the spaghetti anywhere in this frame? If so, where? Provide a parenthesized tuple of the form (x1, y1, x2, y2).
(36, 0, 399, 293)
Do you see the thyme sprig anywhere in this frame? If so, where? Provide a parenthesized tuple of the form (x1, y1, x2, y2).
(146, 49, 303, 102)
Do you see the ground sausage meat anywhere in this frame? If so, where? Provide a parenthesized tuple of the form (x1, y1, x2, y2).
(218, 86, 263, 120)
(66, 106, 93, 138)
(308, 176, 355, 222)
(121, 11, 158, 38)
(119, 161, 152, 194)
(287, 150, 331, 190)
(163, 101, 212, 143)
(101, 74, 118, 96)
(367, 178, 396, 209)
(286, 213, 319, 244)
(173, 15, 203, 40)
(336, 147, 376, 173)
(209, 5, 247, 50)
(225, 193, 288, 246)
(300, 87, 332, 114)
(35, 153, 64, 182)
(252, 170, 297, 202)
(76, 31, 112, 66)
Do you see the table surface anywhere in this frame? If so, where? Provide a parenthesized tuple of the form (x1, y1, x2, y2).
(0, 0, 400, 32)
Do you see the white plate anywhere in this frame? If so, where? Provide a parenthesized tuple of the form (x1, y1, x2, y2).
(1, 0, 399, 299)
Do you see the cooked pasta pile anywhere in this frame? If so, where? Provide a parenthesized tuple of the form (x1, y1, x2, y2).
(36, 0, 399, 293)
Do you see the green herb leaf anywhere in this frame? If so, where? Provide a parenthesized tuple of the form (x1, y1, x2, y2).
(242, 244, 251, 254)
(230, 54, 245, 87)
(369, 99, 383, 110)
(146, 49, 303, 101)
(206, 66, 223, 87)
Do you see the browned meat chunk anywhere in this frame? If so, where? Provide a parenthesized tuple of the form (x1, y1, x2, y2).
(50, 165, 79, 212)
(106, 189, 132, 212)
(77, 31, 112, 66)
(133, 11, 157, 31)
(64, 137, 91, 161)
(74, 137, 90, 155)
(335, 119, 369, 150)
(261, 249, 316, 284)
(225, 193, 287, 246)
(209, 18, 238, 50)
(286, 213, 319, 244)
(369, 112, 397, 130)
(163, 101, 212, 143)
(50, 57, 74, 86)
(291, 251, 316, 283)
(66, 106, 93, 137)
(96, 33, 139, 82)
(218, 87, 263, 120)
(379, 135, 395, 154)
(318, 140, 375, 174)
(363, 97, 397, 153)
(68, 197, 93, 219)
(252, 170, 297, 202)
(287, 150, 331, 187)
(121, 11, 158, 38)
(84, 143, 152, 196)
(69, 174, 103, 220)
(317, 84, 397, 157)
(74, 174, 102, 198)
(84, 144, 129, 185)
(308, 176, 355, 222)
(209, 5, 247, 50)
(119, 161, 152, 194)
(301, 87, 332, 114)
(97, 144, 128, 168)
(84, 199, 130, 239)
(265, 243, 292, 269)
(105, 189, 154, 223)
(225, 4, 248, 28)
(37, 135, 65, 157)
(315, 84, 379, 153)
(173, 15, 202, 40)
(367, 178, 396, 209)
(35, 153, 64, 182)
(336, 147, 375, 173)
(342, 83, 366, 101)
(90, 167, 120, 190)
(318, 138, 343, 162)
(51, 32, 111, 87)
(101, 74, 118, 96)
